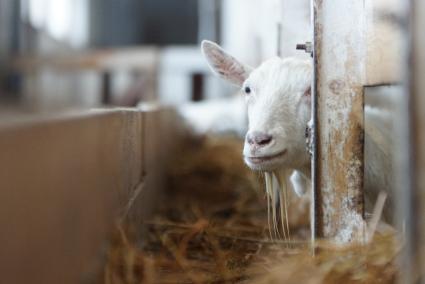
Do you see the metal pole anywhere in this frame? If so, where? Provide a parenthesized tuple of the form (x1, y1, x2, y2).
(397, 0, 425, 281)
(313, 0, 365, 243)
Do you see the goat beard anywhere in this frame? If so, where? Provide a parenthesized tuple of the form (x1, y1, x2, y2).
(264, 169, 293, 241)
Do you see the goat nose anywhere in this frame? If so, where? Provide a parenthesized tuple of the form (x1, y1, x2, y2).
(247, 132, 273, 147)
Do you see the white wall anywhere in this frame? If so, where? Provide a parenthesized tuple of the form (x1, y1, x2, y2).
(25, 0, 89, 49)
(220, 0, 403, 85)
(365, 0, 404, 85)
(158, 46, 231, 105)
(221, 0, 311, 67)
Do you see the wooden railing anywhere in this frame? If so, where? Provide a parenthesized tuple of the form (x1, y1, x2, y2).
(0, 107, 185, 283)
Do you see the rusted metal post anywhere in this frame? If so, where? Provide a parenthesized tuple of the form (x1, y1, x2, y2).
(398, 0, 425, 281)
(313, 0, 365, 243)
(412, 0, 425, 278)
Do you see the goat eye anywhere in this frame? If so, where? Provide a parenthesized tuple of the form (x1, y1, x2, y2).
(244, 86, 251, 94)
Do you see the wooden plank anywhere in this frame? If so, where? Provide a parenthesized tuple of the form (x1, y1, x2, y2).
(0, 108, 183, 283)
(313, 0, 365, 243)
(9, 47, 160, 73)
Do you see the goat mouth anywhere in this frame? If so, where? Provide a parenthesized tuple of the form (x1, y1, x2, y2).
(245, 149, 287, 165)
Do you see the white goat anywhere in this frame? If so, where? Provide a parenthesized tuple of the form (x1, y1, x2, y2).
(201, 40, 393, 239)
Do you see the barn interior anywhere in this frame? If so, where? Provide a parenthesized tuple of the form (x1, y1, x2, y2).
(0, 0, 423, 283)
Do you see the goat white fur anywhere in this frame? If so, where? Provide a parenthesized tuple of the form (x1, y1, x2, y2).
(201, 40, 393, 229)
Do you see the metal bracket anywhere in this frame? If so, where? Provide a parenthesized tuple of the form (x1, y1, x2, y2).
(296, 42, 313, 57)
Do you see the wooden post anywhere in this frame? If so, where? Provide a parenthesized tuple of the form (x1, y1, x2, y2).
(313, 0, 365, 243)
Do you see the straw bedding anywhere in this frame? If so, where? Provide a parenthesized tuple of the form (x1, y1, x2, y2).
(100, 136, 400, 284)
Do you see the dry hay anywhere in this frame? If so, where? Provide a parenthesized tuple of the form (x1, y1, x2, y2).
(100, 135, 401, 284)
(249, 232, 401, 284)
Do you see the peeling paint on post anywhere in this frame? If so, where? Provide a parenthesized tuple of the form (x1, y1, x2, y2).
(313, 0, 366, 243)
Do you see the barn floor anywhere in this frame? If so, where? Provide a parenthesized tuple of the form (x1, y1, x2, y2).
(100, 136, 401, 284)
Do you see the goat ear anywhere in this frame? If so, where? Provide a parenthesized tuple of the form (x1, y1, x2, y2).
(201, 40, 252, 86)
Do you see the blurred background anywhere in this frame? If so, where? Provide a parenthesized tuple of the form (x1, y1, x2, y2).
(0, 0, 310, 115)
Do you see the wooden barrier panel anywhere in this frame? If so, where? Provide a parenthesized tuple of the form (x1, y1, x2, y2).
(0, 108, 183, 283)
(10, 47, 159, 73)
